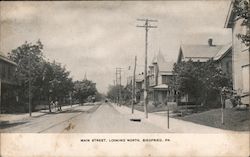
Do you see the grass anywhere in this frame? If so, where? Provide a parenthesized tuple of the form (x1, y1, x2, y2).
(131, 103, 169, 113)
(175, 108, 250, 131)
(125, 102, 250, 131)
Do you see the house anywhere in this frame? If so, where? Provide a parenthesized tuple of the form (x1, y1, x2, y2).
(135, 73, 144, 102)
(148, 51, 175, 104)
(176, 39, 233, 103)
(213, 42, 233, 77)
(178, 39, 224, 62)
(0, 52, 17, 113)
(177, 38, 232, 76)
(224, 1, 249, 105)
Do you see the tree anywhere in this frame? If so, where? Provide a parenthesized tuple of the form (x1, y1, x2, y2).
(106, 84, 132, 103)
(233, 0, 250, 47)
(8, 40, 45, 110)
(42, 61, 74, 111)
(48, 61, 74, 101)
(8, 40, 74, 112)
(107, 85, 120, 102)
(95, 92, 105, 101)
(73, 80, 97, 104)
(170, 60, 232, 107)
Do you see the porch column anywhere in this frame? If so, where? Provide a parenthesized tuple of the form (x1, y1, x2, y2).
(153, 90, 155, 103)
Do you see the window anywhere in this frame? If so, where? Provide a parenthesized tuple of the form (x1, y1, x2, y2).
(162, 75, 167, 84)
(242, 65, 249, 93)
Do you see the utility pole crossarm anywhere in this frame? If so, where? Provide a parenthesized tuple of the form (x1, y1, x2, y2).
(137, 19, 158, 22)
(148, 26, 157, 28)
(136, 25, 157, 28)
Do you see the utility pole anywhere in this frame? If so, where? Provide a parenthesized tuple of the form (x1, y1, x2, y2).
(115, 68, 118, 104)
(132, 56, 137, 114)
(220, 87, 225, 125)
(137, 18, 157, 118)
(69, 92, 72, 107)
(28, 50, 32, 117)
(116, 68, 122, 105)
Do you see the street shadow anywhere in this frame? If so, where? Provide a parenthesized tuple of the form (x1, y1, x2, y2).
(0, 121, 28, 129)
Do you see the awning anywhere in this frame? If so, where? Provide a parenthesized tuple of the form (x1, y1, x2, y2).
(153, 84, 169, 90)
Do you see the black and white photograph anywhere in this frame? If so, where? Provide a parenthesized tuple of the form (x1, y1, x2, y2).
(0, 0, 249, 156)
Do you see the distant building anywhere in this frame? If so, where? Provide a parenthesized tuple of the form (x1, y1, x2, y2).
(224, 1, 249, 105)
(135, 73, 144, 102)
(0, 52, 17, 113)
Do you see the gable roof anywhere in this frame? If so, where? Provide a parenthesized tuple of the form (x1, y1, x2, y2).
(158, 61, 174, 74)
(0, 51, 17, 66)
(152, 50, 166, 64)
(178, 44, 224, 62)
(213, 43, 232, 61)
(224, 1, 234, 28)
(150, 51, 174, 75)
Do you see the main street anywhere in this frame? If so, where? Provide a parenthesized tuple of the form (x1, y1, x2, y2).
(0, 103, 167, 133)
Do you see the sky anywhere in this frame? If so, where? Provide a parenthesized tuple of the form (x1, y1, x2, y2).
(0, 1, 232, 93)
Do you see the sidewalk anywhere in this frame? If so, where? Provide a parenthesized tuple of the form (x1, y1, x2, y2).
(111, 103, 236, 133)
(0, 104, 80, 123)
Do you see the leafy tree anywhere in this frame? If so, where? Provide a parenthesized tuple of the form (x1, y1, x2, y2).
(8, 40, 45, 110)
(107, 84, 132, 103)
(8, 40, 74, 112)
(48, 61, 74, 101)
(233, 0, 250, 47)
(73, 79, 97, 104)
(42, 61, 74, 111)
(95, 92, 105, 101)
(107, 85, 120, 102)
(170, 60, 232, 107)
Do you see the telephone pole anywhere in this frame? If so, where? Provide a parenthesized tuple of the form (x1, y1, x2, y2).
(137, 18, 157, 118)
(132, 56, 137, 114)
(116, 68, 122, 105)
(29, 50, 32, 117)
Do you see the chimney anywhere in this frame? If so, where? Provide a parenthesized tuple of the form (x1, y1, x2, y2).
(208, 38, 213, 46)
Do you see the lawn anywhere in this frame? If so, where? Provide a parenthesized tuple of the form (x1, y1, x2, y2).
(131, 103, 168, 113)
(176, 108, 250, 131)
(125, 102, 249, 131)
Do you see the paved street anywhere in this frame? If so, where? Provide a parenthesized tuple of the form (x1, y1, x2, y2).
(0, 103, 167, 133)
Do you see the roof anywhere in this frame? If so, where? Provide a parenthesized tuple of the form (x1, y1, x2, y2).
(0, 52, 17, 66)
(213, 43, 232, 61)
(158, 61, 174, 73)
(153, 84, 168, 90)
(152, 50, 166, 64)
(150, 51, 174, 74)
(179, 44, 224, 62)
(224, 1, 234, 28)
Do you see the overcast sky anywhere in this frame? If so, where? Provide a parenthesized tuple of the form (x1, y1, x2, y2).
(0, 1, 232, 93)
